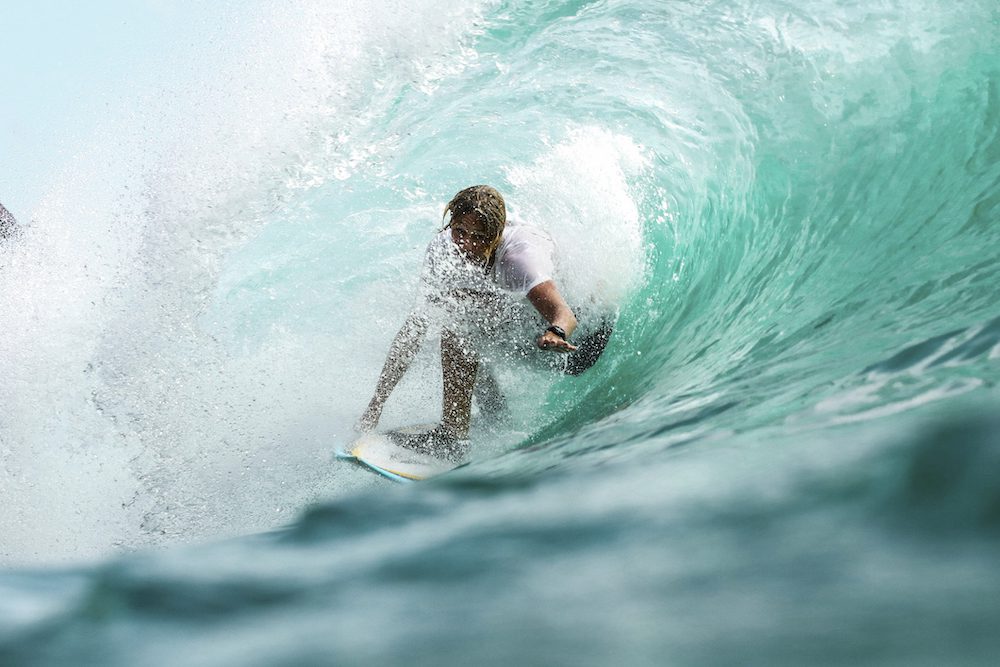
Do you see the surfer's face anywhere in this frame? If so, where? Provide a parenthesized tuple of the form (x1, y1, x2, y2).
(450, 213, 497, 262)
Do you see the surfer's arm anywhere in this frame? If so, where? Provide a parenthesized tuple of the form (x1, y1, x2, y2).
(358, 312, 429, 431)
(527, 280, 578, 352)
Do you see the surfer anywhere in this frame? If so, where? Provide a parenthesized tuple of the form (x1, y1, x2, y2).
(357, 185, 612, 455)
(0, 202, 17, 241)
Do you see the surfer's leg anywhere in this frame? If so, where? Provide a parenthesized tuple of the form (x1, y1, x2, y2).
(474, 363, 507, 424)
(440, 328, 478, 439)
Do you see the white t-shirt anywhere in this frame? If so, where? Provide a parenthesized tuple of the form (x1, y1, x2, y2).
(420, 216, 556, 300)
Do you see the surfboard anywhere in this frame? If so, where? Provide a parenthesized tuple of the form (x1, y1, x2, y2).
(337, 424, 463, 482)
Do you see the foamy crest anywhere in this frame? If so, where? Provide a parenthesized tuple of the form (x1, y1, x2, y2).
(504, 127, 649, 311)
(0, 0, 499, 567)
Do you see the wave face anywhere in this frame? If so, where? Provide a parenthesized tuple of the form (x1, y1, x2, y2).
(2, 0, 999, 663)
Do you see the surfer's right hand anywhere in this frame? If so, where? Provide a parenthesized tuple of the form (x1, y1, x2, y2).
(536, 329, 578, 353)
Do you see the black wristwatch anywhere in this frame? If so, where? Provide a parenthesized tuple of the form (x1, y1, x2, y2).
(546, 325, 568, 340)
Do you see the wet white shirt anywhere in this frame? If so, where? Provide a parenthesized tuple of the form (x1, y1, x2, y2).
(420, 216, 556, 300)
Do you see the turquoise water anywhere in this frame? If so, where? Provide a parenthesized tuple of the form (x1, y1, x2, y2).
(2, 0, 999, 664)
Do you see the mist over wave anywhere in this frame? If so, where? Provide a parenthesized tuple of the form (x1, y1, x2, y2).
(1, 0, 508, 565)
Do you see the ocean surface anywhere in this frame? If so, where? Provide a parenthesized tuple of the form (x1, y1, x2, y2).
(2, 0, 999, 664)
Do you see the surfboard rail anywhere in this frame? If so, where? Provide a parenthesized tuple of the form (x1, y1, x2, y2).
(337, 425, 462, 482)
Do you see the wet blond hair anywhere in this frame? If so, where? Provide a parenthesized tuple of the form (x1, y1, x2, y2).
(442, 185, 507, 244)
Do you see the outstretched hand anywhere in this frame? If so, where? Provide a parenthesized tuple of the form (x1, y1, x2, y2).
(536, 330, 578, 353)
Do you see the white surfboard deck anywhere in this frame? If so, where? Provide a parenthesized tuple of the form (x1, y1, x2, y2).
(338, 424, 461, 482)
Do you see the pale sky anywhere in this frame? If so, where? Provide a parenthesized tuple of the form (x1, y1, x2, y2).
(0, 1, 228, 216)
